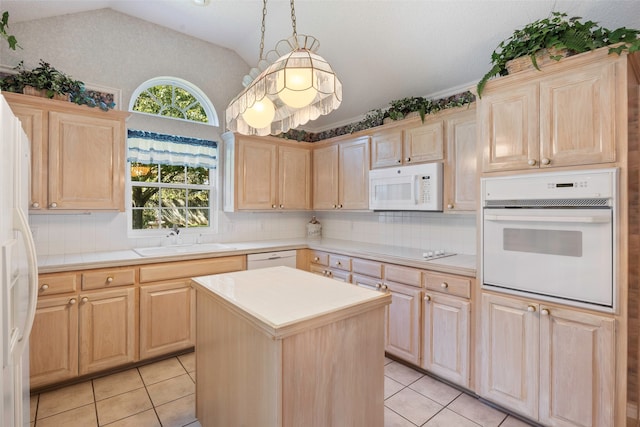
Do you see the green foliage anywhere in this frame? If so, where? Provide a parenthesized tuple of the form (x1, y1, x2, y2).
(133, 85, 208, 123)
(477, 12, 640, 97)
(0, 11, 20, 50)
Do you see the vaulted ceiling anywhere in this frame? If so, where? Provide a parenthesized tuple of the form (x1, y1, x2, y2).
(4, 0, 640, 131)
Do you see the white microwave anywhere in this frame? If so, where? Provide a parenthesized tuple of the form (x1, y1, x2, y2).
(369, 163, 443, 211)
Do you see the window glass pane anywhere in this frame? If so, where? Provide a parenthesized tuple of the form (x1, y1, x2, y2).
(161, 106, 185, 119)
(132, 187, 159, 208)
(132, 208, 163, 229)
(174, 87, 196, 110)
(188, 189, 209, 207)
(161, 188, 186, 207)
(186, 105, 208, 123)
(188, 208, 209, 227)
(161, 207, 186, 228)
(160, 165, 186, 183)
(131, 163, 158, 182)
(187, 167, 209, 185)
(133, 92, 161, 114)
(148, 86, 172, 106)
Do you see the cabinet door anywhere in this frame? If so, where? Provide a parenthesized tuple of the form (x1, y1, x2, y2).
(9, 103, 48, 210)
(236, 138, 278, 209)
(403, 120, 444, 163)
(278, 144, 312, 210)
(385, 281, 421, 365)
(312, 144, 339, 209)
(339, 137, 370, 210)
(421, 293, 470, 387)
(370, 128, 402, 168)
(479, 84, 539, 172)
(444, 109, 477, 212)
(479, 293, 539, 419)
(539, 306, 614, 427)
(140, 281, 195, 360)
(539, 61, 616, 168)
(78, 288, 136, 375)
(48, 111, 124, 210)
(30, 296, 78, 389)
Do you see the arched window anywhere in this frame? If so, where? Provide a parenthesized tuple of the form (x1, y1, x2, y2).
(129, 77, 219, 126)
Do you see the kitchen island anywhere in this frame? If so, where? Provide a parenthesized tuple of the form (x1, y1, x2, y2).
(191, 266, 391, 427)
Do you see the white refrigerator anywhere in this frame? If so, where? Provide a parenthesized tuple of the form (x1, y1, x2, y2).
(0, 92, 39, 426)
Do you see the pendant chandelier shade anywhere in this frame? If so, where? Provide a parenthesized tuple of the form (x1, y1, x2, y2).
(225, 1, 342, 136)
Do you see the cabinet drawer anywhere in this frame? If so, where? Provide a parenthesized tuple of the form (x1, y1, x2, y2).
(38, 273, 78, 296)
(139, 256, 246, 283)
(385, 264, 422, 287)
(309, 251, 329, 266)
(424, 272, 471, 299)
(329, 254, 351, 271)
(352, 258, 383, 279)
(82, 268, 136, 290)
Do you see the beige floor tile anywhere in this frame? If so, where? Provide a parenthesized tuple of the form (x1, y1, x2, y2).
(102, 408, 161, 427)
(384, 376, 405, 399)
(384, 387, 442, 426)
(424, 408, 481, 426)
(409, 375, 462, 406)
(37, 381, 94, 419)
(448, 394, 507, 427)
(384, 361, 424, 386)
(146, 373, 195, 406)
(95, 387, 152, 426)
(384, 407, 417, 427)
(178, 352, 195, 373)
(156, 393, 196, 427)
(384, 356, 394, 365)
(35, 403, 97, 427)
(138, 357, 187, 385)
(93, 368, 144, 401)
(29, 394, 37, 422)
(500, 415, 537, 426)
(184, 422, 202, 427)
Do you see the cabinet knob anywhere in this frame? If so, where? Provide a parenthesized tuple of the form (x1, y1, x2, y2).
(40, 284, 49, 291)
(440, 282, 449, 289)
(81, 297, 89, 303)
(336, 261, 341, 266)
(376, 283, 382, 290)
(279, 204, 284, 209)
(405, 157, 411, 162)
(527, 159, 536, 166)
(447, 204, 454, 209)
(424, 295, 431, 302)
(272, 204, 277, 209)
(381, 284, 388, 291)
(397, 159, 401, 164)
(541, 158, 551, 165)
(69, 298, 77, 305)
(332, 204, 337, 209)
(49, 202, 58, 208)
(313, 257, 319, 262)
(527, 305, 536, 312)
(337, 204, 343, 209)
(541, 308, 550, 316)
(32, 202, 40, 208)
(106, 276, 114, 284)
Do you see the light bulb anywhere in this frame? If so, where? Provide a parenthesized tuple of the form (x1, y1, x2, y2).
(242, 98, 275, 129)
(277, 67, 318, 108)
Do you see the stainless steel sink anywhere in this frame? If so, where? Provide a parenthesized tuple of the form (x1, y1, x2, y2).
(134, 243, 236, 257)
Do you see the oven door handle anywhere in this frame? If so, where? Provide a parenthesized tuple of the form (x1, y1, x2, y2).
(484, 214, 610, 224)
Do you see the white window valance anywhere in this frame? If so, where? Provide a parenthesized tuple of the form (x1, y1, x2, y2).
(127, 129, 218, 169)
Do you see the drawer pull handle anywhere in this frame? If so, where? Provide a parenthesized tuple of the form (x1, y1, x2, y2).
(527, 305, 536, 312)
(106, 276, 114, 284)
(69, 298, 77, 305)
(440, 282, 449, 289)
(81, 297, 89, 303)
(40, 284, 49, 291)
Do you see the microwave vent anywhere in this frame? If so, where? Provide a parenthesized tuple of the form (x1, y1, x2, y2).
(485, 198, 611, 208)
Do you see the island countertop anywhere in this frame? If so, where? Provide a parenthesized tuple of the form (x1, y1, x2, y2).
(191, 265, 391, 338)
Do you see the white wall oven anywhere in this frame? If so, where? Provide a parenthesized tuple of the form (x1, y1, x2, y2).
(481, 169, 617, 312)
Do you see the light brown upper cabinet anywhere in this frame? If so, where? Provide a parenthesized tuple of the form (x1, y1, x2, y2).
(5, 92, 128, 211)
(313, 136, 370, 210)
(224, 134, 312, 211)
(479, 49, 619, 172)
(371, 119, 444, 169)
(444, 106, 477, 212)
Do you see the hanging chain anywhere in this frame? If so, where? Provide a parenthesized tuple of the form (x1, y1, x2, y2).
(290, 0, 297, 38)
(258, 0, 268, 60)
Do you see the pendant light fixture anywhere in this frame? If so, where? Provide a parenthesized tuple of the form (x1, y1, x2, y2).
(226, 0, 342, 136)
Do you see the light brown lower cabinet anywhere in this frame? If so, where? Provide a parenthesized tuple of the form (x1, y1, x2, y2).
(30, 295, 79, 389)
(384, 281, 421, 366)
(78, 288, 136, 375)
(479, 292, 614, 426)
(139, 280, 195, 360)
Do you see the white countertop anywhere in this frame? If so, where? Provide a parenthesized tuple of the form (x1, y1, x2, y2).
(192, 266, 390, 333)
(37, 238, 477, 277)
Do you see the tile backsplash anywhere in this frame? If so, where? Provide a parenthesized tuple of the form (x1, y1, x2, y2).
(30, 210, 477, 257)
